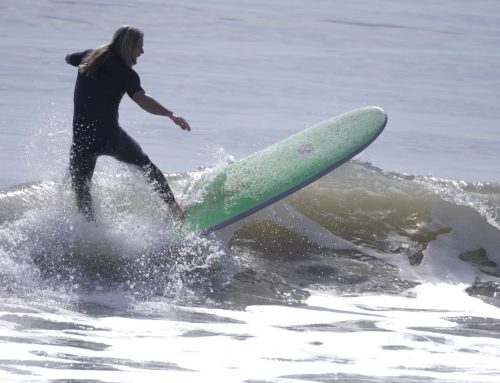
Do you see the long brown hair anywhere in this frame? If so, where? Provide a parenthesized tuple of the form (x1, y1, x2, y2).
(79, 25, 143, 78)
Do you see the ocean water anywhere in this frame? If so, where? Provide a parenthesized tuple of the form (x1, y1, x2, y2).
(1, 1, 500, 382)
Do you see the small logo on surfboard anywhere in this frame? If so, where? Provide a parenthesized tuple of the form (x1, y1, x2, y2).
(297, 144, 314, 156)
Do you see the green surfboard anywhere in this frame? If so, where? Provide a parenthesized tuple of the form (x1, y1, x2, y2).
(182, 106, 387, 233)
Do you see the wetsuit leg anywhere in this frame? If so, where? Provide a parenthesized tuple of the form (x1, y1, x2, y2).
(69, 144, 97, 220)
(139, 160, 177, 204)
(111, 129, 176, 206)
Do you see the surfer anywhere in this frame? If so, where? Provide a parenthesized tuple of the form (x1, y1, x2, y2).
(65, 25, 190, 221)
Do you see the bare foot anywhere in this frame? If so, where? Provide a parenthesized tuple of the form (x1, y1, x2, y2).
(81, 206, 96, 222)
(168, 201, 185, 220)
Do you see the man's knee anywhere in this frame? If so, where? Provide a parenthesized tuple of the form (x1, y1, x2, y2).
(137, 154, 152, 168)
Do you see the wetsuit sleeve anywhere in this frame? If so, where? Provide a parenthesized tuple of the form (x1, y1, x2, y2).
(67, 49, 92, 67)
(125, 69, 144, 98)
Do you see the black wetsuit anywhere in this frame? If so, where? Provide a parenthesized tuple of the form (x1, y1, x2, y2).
(67, 50, 174, 219)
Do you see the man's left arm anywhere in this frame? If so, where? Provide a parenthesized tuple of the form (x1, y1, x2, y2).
(132, 91, 191, 131)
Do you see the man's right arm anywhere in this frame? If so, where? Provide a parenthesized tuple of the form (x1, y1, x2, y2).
(65, 50, 92, 67)
(65, 52, 80, 67)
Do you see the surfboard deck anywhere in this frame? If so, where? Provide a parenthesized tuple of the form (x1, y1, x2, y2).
(181, 106, 387, 234)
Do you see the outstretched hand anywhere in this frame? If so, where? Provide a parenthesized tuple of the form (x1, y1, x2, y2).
(172, 115, 191, 131)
